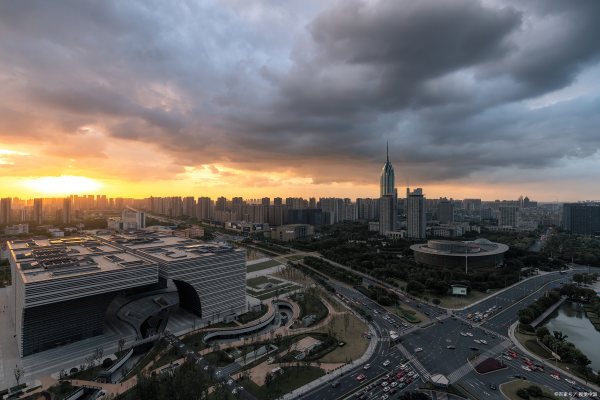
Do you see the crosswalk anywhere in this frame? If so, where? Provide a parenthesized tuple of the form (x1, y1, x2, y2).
(396, 343, 431, 381)
(447, 340, 511, 383)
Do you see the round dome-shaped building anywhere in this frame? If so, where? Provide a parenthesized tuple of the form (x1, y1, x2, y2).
(411, 239, 508, 268)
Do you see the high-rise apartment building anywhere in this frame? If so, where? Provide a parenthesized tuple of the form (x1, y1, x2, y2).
(562, 203, 600, 235)
(273, 197, 283, 206)
(1, 197, 12, 224)
(406, 188, 426, 239)
(33, 198, 43, 224)
(197, 197, 213, 221)
(61, 197, 72, 224)
(182, 196, 196, 217)
(379, 144, 396, 235)
(357, 198, 379, 221)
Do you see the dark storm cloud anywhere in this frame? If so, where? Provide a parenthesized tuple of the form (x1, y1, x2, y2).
(1, 0, 600, 187)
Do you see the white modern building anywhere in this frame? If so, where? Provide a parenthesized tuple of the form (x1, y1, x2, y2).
(7, 232, 247, 357)
(8, 237, 158, 356)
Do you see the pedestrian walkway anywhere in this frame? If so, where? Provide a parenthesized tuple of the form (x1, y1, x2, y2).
(447, 340, 510, 383)
(396, 343, 431, 381)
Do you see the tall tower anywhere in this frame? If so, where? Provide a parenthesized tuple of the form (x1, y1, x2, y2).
(379, 143, 397, 235)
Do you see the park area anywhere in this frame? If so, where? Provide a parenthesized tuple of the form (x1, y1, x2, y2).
(243, 366, 325, 400)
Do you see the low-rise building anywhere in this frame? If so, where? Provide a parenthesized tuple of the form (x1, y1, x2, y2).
(274, 224, 314, 242)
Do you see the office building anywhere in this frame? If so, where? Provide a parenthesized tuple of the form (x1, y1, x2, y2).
(562, 203, 600, 235)
(356, 198, 379, 221)
(499, 205, 519, 228)
(274, 224, 314, 242)
(406, 188, 426, 239)
(379, 144, 396, 235)
(287, 208, 328, 226)
(437, 198, 454, 224)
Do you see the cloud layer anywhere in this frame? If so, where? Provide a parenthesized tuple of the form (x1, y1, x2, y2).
(1, 0, 600, 199)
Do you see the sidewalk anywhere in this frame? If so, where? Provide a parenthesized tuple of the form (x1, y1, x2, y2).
(508, 321, 600, 393)
(278, 295, 379, 399)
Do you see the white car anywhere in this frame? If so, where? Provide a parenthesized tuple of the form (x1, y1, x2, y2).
(565, 378, 576, 385)
(381, 381, 389, 387)
(383, 386, 390, 392)
(383, 360, 391, 367)
(364, 364, 371, 370)
(521, 365, 532, 372)
(466, 332, 473, 337)
(480, 340, 487, 345)
(460, 332, 467, 336)
(408, 371, 415, 377)
(551, 374, 560, 380)
(390, 382, 398, 387)
(474, 339, 481, 344)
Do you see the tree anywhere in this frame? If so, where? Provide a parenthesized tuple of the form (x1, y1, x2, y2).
(516, 388, 530, 399)
(553, 331, 568, 342)
(13, 366, 24, 387)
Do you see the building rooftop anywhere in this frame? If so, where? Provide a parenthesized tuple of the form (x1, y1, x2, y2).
(98, 232, 241, 262)
(8, 237, 154, 283)
(410, 238, 509, 257)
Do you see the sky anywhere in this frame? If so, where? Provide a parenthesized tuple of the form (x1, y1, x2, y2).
(1, 0, 600, 201)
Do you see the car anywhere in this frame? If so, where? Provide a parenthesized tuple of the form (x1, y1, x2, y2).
(521, 365, 532, 372)
(460, 332, 467, 336)
(331, 380, 340, 388)
(503, 355, 512, 361)
(565, 378, 576, 385)
(399, 383, 406, 389)
(480, 340, 487, 345)
(550, 373, 560, 380)
(399, 377, 406, 383)
(490, 383, 497, 390)
(356, 374, 366, 381)
(232, 388, 238, 395)
(389, 388, 397, 394)
(469, 347, 479, 351)
(381, 381, 389, 387)
(414, 347, 423, 353)
(381, 395, 389, 400)
(466, 332, 474, 337)
(227, 379, 234, 385)
(447, 345, 456, 349)
(405, 378, 413, 385)
(364, 363, 371, 370)
(383, 360, 391, 367)
(413, 373, 419, 379)
(474, 339, 481, 344)
(408, 371, 415, 377)
(390, 382, 398, 387)
(383, 386, 390, 392)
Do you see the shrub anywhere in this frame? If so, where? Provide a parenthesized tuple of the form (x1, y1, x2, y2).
(516, 388, 530, 399)
(527, 385, 543, 397)
(69, 368, 78, 375)
(102, 358, 114, 368)
(432, 298, 440, 305)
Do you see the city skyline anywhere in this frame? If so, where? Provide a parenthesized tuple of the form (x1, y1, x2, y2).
(1, 1, 600, 201)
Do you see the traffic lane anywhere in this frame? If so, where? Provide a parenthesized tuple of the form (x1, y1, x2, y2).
(399, 319, 498, 376)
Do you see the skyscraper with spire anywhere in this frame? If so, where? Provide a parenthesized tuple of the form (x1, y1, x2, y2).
(379, 143, 397, 234)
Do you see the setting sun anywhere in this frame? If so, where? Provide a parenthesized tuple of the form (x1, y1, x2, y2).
(22, 175, 102, 196)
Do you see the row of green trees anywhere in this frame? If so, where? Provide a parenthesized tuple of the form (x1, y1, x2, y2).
(517, 289, 562, 325)
(535, 326, 591, 366)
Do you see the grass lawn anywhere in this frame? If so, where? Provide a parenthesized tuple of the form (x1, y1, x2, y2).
(284, 255, 306, 261)
(316, 312, 369, 363)
(437, 290, 497, 309)
(246, 276, 283, 288)
(514, 326, 593, 382)
(294, 293, 328, 322)
(181, 332, 208, 352)
(500, 379, 558, 400)
(243, 366, 325, 400)
(247, 259, 282, 273)
(386, 304, 424, 324)
(204, 350, 234, 367)
(154, 346, 183, 368)
(255, 284, 301, 300)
